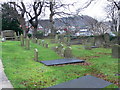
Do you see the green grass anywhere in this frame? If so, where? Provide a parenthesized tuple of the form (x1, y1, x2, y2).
(1, 39, 119, 88)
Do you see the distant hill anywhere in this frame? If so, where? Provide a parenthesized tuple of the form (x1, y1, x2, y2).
(39, 15, 97, 29)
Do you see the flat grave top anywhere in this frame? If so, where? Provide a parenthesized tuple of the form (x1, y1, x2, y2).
(91, 46, 98, 48)
(48, 75, 112, 88)
(40, 58, 85, 66)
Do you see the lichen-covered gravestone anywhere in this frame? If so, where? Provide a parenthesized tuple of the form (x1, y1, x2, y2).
(20, 34, 24, 46)
(112, 44, 120, 58)
(55, 35, 59, 43)
(64, 47, 73, 58)
(45, 43, 49, 48)
(57, 44, 64, 55)
(14, 32, 18, 41)
(84, 39, 92, 50)
(38, 39, 41, 45)
(25, 37, 30, 50)
(61, 48, 65, 57)
(35, 38, 38, 43)
(104, 33, 110, 48)
(41, 40, 45, 46)
(34, 48, 38, 61)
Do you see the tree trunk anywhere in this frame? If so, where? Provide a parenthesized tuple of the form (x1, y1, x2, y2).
(117, 10, 120, 45)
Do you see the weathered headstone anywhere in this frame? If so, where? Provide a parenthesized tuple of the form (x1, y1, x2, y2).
(38, 39, 41, 45)
(35, 38, 38, 43)
(25, 37, 30, 50)
(20, 34, 24, 46)
(112, 44, 120, 58)
(94, 36, 104, 47)
(57, 44, 64, 54)
(14, 32, 18, 41)
(104, 33, 110, 48)
(64, 47, 73, 58)
(104, 33, 110, 43)
(45, 43, 49, 48)
(55, 35, 59, 43)
(41, 40, 45, 46)
(54, 46, 58, 52)
(61, 48, 65, 57)
(34, 48, 38, 61)
(84, 39, 92, 50)
(84, 43, 92, 50)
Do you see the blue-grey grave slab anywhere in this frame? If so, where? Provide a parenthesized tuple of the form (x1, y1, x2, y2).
(48, 75, 112, 88)
(40, 58, 85, 66)
(91, 46, 98, 48)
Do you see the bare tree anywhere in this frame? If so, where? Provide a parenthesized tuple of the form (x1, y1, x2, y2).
(9, 2, 27, 37)
(9, 0, 45, 37)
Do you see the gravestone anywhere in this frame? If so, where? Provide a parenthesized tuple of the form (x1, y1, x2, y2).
(35, 38, 38, 43)
(25, 37, 30, 50)
(40, 58, 84, 66)
(20, 34, 24, 46)
(45, 43, 49, 48)
(64, 37, 67, 43)
(55, 46, 58, 52)
(104, 33, 110, 43)
(104, 33, 110, 48)
(37, 39, 41, 45)
(94, 36, 104, 47)
(48, 75, 112, 88)
(57, 44, 64, 55)
(112, 44, 120, 58)
(84, 39, 92, 50)
(34, 48, 38, 61)
(61, 48, 65, 57)
(55, 35, 59, 43)
(41, 40, 45, 46)
(1, 30, 15, 40)
(64, 47, 73, 58)
(14, 32, 17, 41)
(84, 43, 92, 50)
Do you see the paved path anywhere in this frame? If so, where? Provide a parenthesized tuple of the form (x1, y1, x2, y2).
(0, 59, 13, 89)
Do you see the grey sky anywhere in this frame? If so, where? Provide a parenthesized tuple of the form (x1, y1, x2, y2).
(0, 0, 117, 21)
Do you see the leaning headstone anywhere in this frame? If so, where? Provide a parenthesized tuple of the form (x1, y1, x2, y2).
(25, 37, 30, 50)
(64, 47, 73, 58)
(34, 48, 38, 61)
(20, 34, 24, 46)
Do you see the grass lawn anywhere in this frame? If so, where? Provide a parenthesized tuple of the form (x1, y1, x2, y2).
(1, 39, 119, 88)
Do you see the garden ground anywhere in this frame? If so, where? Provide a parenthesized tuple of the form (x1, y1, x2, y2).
(1, 39, 119, 88)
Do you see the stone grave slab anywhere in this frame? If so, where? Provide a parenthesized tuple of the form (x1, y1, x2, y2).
(40, 58, 85, 66)
(48, 75, 112, 88)
(91, 46, 98, 48)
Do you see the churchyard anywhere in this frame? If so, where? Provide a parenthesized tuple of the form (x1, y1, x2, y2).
(1, 34, 119, 88)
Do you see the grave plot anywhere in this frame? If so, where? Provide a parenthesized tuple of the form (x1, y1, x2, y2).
(40, 58, 85, 66)
(48, 75, 112, 88)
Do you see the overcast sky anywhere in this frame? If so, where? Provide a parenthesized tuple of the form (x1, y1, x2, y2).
(0, 0, 117, 21)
